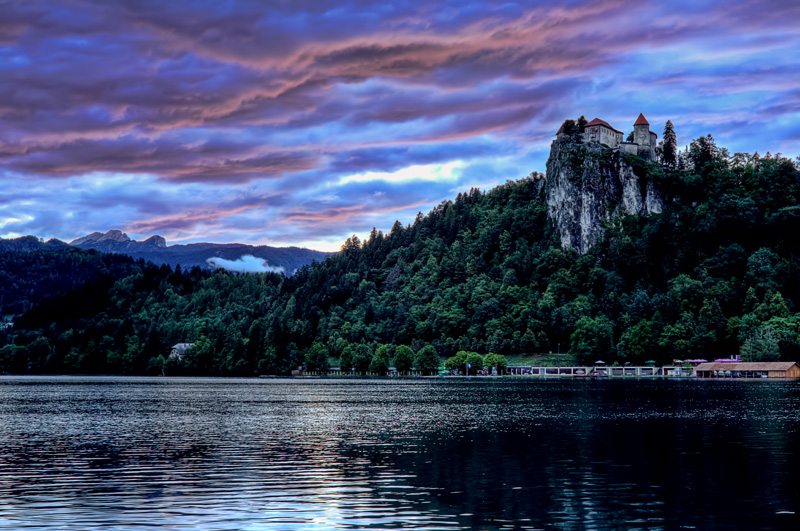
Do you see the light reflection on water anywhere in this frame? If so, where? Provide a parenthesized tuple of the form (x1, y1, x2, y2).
(0, 376, 799, 530)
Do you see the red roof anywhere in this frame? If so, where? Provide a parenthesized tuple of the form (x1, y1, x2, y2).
(585, 118, 623, 134)
(695, 362, 799, 372)
(634, 113, 649, 126)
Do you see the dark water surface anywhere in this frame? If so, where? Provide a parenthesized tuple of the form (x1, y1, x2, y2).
(1, 377, 799, 530)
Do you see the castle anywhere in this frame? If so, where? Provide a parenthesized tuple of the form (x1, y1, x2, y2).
(557, 113, 657, 160)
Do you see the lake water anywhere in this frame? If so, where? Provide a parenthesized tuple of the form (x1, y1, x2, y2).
(0, 377, 799, 530)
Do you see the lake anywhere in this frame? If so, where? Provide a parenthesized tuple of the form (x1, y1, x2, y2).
(0, 376, 799, 530)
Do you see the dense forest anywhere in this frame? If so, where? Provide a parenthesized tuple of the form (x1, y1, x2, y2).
(2, 133, 800, 375)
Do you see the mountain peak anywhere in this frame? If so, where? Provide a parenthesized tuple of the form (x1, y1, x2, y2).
(70, 230, 131, 246)
(143, 235, 167, 248)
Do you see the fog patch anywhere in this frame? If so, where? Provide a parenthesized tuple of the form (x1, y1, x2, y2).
(207, 255, 285, 275)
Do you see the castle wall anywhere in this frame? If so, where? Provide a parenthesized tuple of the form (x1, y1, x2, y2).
(633, 124, 650, 147)
(619, 142, 638, 155)
(583, 126, 622, 148)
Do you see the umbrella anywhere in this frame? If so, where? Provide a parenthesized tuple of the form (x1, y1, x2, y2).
(594, 360, 606, 365)
(645, 360, 656, 365)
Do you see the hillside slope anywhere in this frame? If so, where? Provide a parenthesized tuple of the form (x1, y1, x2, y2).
(3, 134, 800, 375)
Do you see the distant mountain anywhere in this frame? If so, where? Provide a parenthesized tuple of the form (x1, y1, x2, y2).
(68, 230, 332, 274)
(70, 229, 165, 248)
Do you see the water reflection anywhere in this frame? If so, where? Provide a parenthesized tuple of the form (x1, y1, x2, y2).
(0, 377, 798, 529)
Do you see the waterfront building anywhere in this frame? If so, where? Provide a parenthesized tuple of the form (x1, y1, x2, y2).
(694, 362, 800, 378)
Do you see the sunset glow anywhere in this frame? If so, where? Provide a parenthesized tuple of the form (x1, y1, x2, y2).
(2, 0, 799, 251)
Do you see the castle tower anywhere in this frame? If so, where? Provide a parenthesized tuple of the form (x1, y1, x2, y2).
(633, 113, 657, 160)
(633, 113, 650, 146)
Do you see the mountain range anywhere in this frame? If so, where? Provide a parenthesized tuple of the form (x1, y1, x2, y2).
(0, 230, 332, 274)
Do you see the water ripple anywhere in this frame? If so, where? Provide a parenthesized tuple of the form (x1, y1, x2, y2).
(1, 377, 799, 529)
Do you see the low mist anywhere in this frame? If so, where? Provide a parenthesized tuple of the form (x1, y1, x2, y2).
(206, 255, 286, 275)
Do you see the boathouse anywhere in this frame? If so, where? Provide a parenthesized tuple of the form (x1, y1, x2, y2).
(694, 362, 800, 378)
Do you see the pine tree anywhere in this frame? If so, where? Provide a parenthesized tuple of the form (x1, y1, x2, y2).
(560, 119, 576, 136)
(662, 120, 677, 168)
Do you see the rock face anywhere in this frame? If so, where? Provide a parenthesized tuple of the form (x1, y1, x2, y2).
(70, 230, 166, 251)
(70, 229, 131, 246)
(546, 137, 663, 254)
(143, 235, 167, 248)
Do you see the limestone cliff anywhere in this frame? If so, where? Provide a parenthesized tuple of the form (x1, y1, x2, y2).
(545, 137, 663, 254)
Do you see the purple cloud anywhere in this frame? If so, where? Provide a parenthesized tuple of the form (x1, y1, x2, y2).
(0, 0, 799, 251)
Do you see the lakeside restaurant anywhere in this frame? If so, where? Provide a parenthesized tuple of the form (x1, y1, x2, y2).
(694, 361, 800, 379)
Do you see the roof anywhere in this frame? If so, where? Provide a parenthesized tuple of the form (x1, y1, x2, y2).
(585, 118, 623, 134)
(634, 113, 649, 126)
(171, 343, 195, 354)
(694, 362, 799, 371)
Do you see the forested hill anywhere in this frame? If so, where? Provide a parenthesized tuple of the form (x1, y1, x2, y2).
(2, 134, 800, 375)
(0, 249, 143, 316)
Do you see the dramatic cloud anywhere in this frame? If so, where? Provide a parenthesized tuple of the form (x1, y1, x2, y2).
(1, 0, 799, 250)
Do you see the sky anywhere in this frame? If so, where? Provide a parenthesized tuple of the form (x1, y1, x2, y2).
(1, 0, 799, 252)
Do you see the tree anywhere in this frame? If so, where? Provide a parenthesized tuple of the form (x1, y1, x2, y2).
(258, 346, 280, 376)
(414, 345, 440, 375)
(465, 352, 484, 375)
(658, 312, 695, 359)
(662, 120, 677, 168)
(483, 352, 508, 374)
(617, 319, 657, 362)
(570, 315, 614, 362)
(444, 350, 469, 371)
(0, 344, 28, 373)
(746, 248, 780, 291)
(577, 115, 588, 133)
(688, 134, 722, 173)
(369, 344, 391, 375)
(519, 328, 538, 354)
(147, 354, 165, 375)
(741, 326, 781, 361)
(393, 345, 414, 375)
(560, 119, 576, 136)
(304, 342, 330, 374)
(352, 343, 372, 374)
(340, 344, 354, 373)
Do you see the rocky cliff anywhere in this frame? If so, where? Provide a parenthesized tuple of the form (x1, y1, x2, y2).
(71, 230, 166, 250)
(545, 137, 663, 254)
